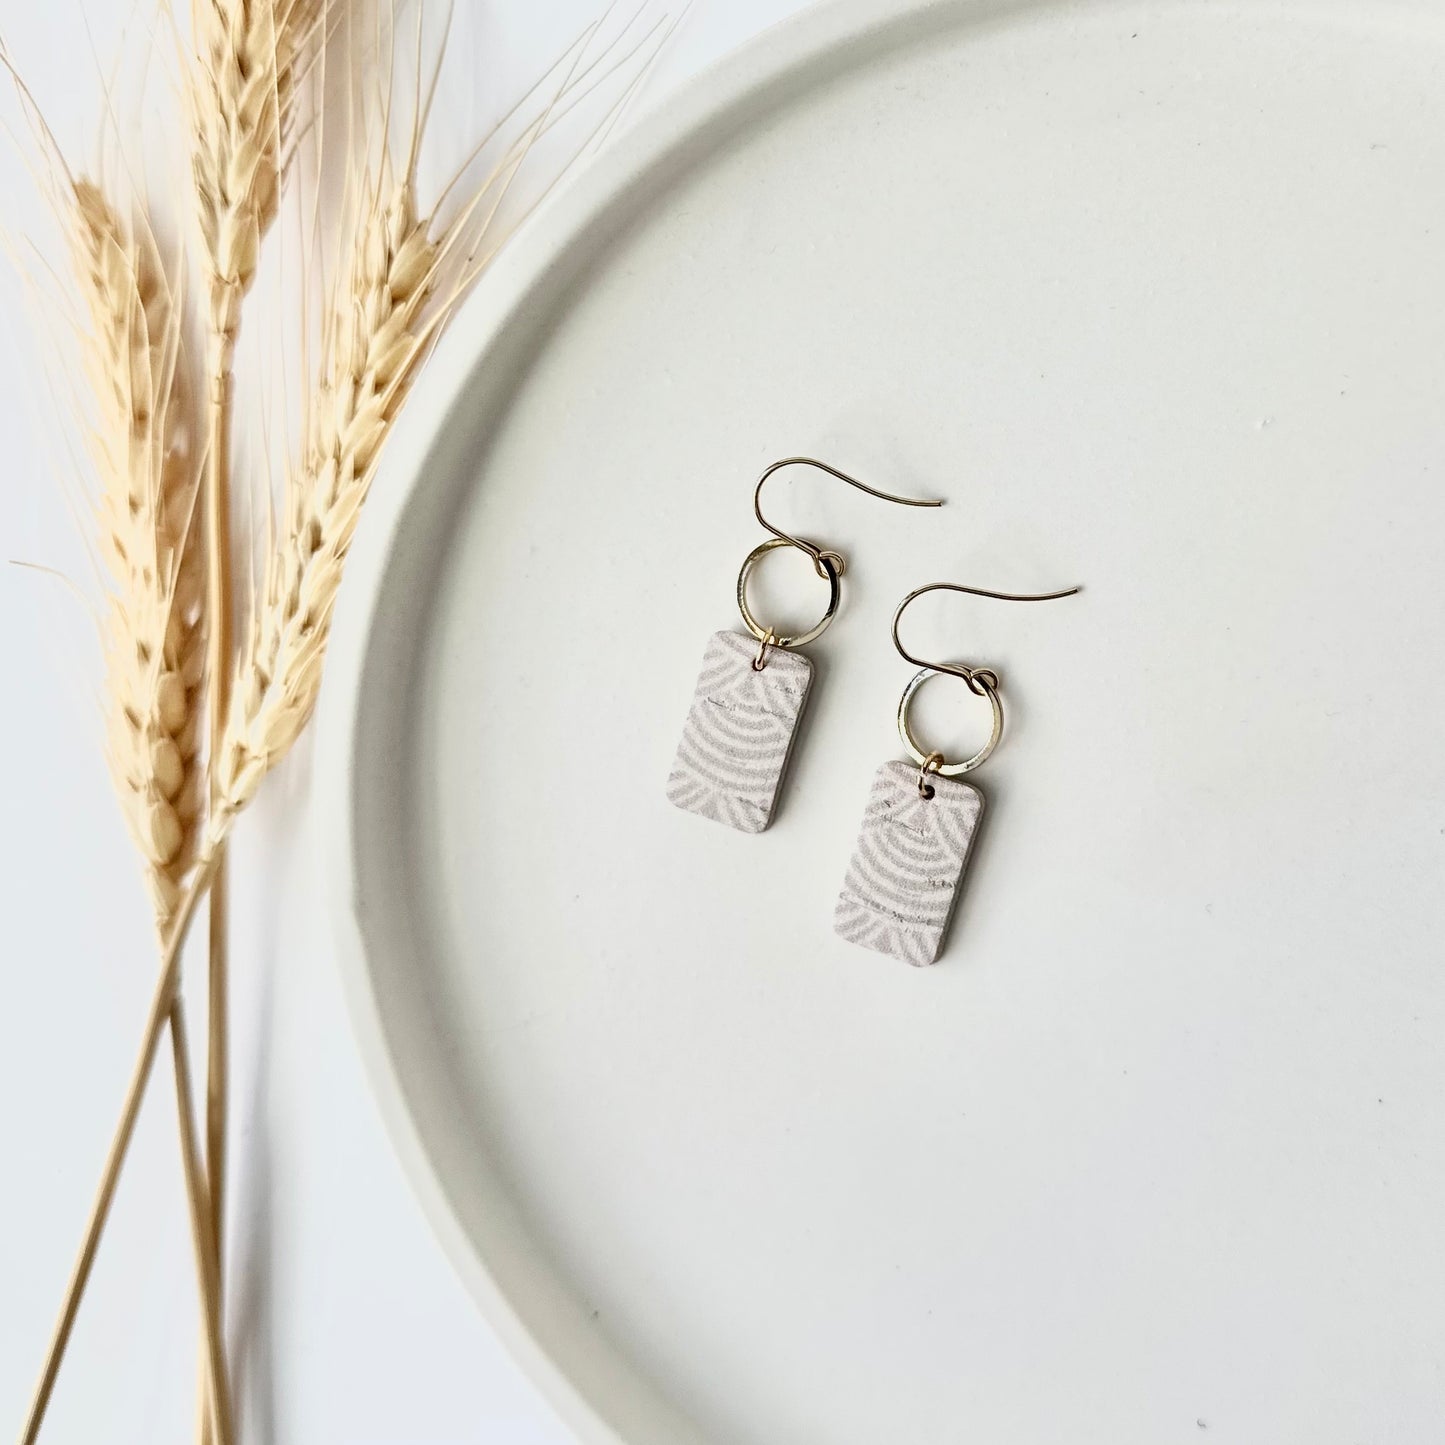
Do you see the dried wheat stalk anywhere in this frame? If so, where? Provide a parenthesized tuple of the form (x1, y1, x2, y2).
(186, 4, 325, 1416)
(19, 176, 231, 1445)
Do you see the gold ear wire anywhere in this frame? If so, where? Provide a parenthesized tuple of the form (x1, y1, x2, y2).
(752, 456, 944, 580)
(891, 581, 1081, 696)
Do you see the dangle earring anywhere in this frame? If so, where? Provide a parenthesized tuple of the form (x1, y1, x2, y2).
(667, 457, 943, 834)
(834, 581, 1080, 965)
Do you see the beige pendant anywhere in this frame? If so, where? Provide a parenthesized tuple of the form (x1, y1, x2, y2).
(666, 631, 814, 833)
(834, 760, 985, 965)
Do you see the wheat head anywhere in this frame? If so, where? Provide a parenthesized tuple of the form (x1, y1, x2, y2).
(70, 180, 206, 931)
(189, 0, 323, 352)
(214, 162, 440, 820)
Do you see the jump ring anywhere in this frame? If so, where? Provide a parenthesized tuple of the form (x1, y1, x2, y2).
(917, 751, 945, 798)
(752, 628, 777, 671)
(897, 668, 1004, 776)
(737, 537, 842, 649)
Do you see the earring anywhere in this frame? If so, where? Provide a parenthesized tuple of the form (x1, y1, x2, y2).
(667, 456, 943, 833)
(834, 580, 1081, 965)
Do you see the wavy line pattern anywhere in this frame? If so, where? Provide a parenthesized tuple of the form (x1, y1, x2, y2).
(834, 760, 984, 965)
(666, 630, 814, 833)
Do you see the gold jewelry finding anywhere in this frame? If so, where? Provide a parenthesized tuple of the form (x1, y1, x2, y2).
(735, 458, 945, 650)
(736, 537, 841, 649)
(917, 751, 945, 798)
(897, 669, 1004, 777)
(891, 580, 1081, 777)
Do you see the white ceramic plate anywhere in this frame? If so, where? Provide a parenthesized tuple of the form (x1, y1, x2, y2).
(319, 2, 1445, 1441)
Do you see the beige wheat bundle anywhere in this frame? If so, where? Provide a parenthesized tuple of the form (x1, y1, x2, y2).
(10, 12, 670, 1444)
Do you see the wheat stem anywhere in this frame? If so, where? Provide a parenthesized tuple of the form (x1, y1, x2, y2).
(19, 853, 219, 1445)
(170, 997, 234, 1445)
(200, 334, 233, 1445)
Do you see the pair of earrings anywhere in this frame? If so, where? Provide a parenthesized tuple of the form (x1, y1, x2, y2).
(666, 457, 1078, 966)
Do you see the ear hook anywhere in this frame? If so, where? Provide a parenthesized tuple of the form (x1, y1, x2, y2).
(892, 582, 1082, 696)
(754, 457, 945, 579)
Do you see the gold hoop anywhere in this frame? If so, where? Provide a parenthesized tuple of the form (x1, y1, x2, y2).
(736, 537, 841, 649)
(896, 667, 1004, 777)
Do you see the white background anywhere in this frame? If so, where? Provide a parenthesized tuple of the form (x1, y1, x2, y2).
(0, 4, 809, 1443)
(10, 2, 1445, 1443)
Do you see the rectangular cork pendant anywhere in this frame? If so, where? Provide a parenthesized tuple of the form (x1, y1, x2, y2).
(834, 759, 985, 966)
(666, 631, 814, 834)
